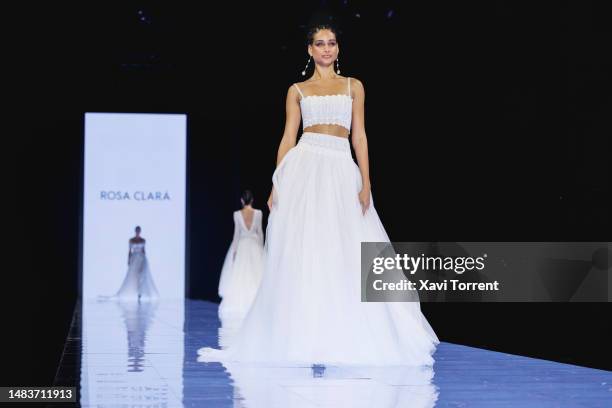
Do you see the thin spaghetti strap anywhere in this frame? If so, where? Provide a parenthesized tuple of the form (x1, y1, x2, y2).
(294, 83, 304, 99)
(347, 77, 351, 96)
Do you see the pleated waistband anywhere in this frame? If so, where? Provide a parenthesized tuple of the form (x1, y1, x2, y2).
(298, 132, 351, 154)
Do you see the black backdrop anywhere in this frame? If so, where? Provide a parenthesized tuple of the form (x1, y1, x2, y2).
(9, 1, 610, 385)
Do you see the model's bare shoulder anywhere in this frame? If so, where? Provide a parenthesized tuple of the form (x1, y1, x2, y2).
(349, 76, 364, 89)
(348, 77, 365, 99)
(290, 81, 308, 91)
(287, 82, 302, 102)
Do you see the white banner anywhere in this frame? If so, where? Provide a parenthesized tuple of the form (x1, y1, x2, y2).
(83, 112, 186, 300)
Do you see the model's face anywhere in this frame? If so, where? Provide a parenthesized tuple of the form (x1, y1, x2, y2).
(309, 29, 338, 65)
(135, 228, 141, 236)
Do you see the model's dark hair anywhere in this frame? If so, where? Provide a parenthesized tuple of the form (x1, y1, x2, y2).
(306, 23, 340, 46)
(241, 190, 254, 206)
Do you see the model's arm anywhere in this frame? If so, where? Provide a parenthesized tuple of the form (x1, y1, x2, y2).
(350, 78, 372, 214)
(128, 241, 132, 265)
(229, 213, 240, 260)
(255, 211, 264, 245)
(268, 84, 303, 210)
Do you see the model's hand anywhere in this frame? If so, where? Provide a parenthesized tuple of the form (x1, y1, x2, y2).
(267, 186, 275, 211)
(359, 186, 371, 215)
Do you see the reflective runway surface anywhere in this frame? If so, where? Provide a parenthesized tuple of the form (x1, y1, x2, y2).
(54, 299, 612, 407)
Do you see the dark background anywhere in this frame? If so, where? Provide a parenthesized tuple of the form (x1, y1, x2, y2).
(8, 1, 610, 386)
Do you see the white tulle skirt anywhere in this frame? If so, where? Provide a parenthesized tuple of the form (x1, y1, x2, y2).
(218, 236, 264, 320)
(199, 132, 439, 366)
(115, 253, 159, 301)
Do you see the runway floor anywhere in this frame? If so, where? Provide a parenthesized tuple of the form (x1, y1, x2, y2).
(53, 299, 612, 407)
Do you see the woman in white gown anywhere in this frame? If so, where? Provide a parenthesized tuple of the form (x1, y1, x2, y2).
(217, 190, 265, 320)
(199, 24, 439, 366)
(115, 226, 159, 301)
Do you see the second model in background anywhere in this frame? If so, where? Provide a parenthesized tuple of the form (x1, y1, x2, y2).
(218, 190, 265, 320)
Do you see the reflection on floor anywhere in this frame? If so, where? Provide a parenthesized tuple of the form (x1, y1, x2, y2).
(54, 299, 612, 407)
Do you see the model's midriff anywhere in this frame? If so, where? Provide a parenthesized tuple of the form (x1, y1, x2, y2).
(303, 124, 349, 138)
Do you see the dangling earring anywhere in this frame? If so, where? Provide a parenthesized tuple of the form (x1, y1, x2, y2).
(301, 55, 312, 76)
(335, 57, 341, 74)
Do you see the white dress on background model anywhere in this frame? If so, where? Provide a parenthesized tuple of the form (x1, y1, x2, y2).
(218, 209, 265, 320)
(116, 240, 159, 301)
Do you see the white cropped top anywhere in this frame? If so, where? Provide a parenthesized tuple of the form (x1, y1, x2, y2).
(294, 77, 353, 132)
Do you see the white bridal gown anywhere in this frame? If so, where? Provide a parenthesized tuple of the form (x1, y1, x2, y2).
(199, 77, 439, 366)
(218, 209, 265, 320)
(115, 240, 159, 301)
